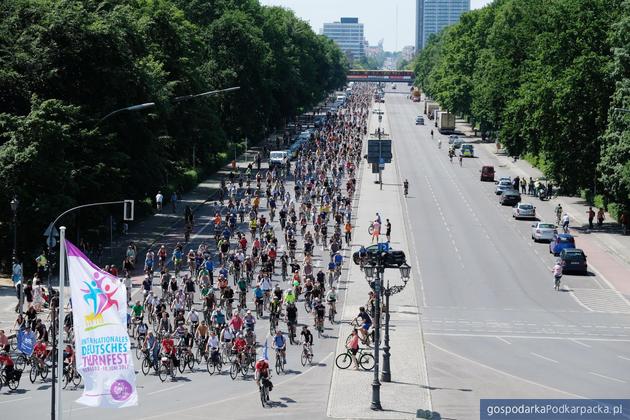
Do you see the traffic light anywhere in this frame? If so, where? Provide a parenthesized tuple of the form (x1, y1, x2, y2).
(123, 200, 135, 221)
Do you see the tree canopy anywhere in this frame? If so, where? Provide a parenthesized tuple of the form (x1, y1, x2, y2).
(0, 0, 347, 270)
(413, 0, 628, 209)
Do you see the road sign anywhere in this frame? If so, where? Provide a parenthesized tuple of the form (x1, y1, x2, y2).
(43, 223, 59, 238)
(367, 139, 392, 164)
(46, 236, 57, 248)
(379, 157, 385, 165)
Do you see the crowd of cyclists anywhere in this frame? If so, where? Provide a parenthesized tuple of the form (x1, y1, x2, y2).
(1, 84, 377, 403)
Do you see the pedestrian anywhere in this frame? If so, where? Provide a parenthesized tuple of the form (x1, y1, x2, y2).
(586, 206, 595, 230)
(528, 177, 534, 195)
(344, 221, 352, 246)
(12, 258, 23, 313)
(459, 155, 463, 166)
(597, 208, 605, 227)
(386, 219, 392, 243)
(171, 192, 178, 213)
(521, 178, 526, 194)
(371, 219, 381, 244)
(561, 213, 570, 233)
(347, 328, 360, 370)
(155, 190, 164, 212)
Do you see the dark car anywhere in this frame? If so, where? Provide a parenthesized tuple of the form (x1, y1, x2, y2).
(559, 248, 587, 274)
(549, 233, 576, 256)
(500, 189, 521, 206)
(480, 165, 495, 182)
(353, 243, 406, 268)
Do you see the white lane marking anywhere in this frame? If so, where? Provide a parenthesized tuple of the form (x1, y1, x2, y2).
(427, 341, 586, 398)
(424, 332, 630, 342)
(0, 396, 32, 405)
(495, 336, 511, 344)
(618, 356, 630, 362)
(588, 371, 627, 384)
(147, 383, 185, 396)
(570, 339, 591, 348)
(530, 352, 559, 364)
(140, 352, 333, 419)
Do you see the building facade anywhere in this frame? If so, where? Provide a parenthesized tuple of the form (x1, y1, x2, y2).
(322, 17, 365, 60)
(416, 0, 470, 51)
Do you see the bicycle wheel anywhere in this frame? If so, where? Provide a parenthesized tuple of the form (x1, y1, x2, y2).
(301, 351, 308, 367)
(141, 358, 151, 376)
(158, 363, 169, 382)
(62, 372, 69, 389)
(367, 225, 374, 235)
(259, 385, 266, 407)
(304, 300, 312, 314)
(186, 354, 196, 372)
(275, 357, 282, 375)
(29, 365, 38, 383)
(177, 356, 186, 374)
(335, 352, 352, 369)
(8, 373, 20, 391)
(10, 337, 17, 352)
(206, 359, 216, 375)
(14, 355, 27, 371)
(359, 352, 375, 371)
(135, 346, 143, 360)
(269, 317, 275, 335)
(241, 360, 249, 377)
(72, 371, 82, 387)
(229, 362, 239, 380)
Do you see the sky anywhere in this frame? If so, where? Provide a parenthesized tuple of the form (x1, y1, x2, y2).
(259, 0, 493, 52)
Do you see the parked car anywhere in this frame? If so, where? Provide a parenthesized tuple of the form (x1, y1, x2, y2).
(513, 203, 536, 219)
(549, 233, 576, 255)
(559, 248, 587, 274)
(480, 165, 495, 182)
(352, 243, 406, 268)
(495, 180, 513, 195)
(452, 138, 465, 149)
(460, 144, 474, 157)
(498, 176, 511, 183)
(448, 135, 459, 144)
(500, 189, 521, 206)
(531, 222, 557, 242)
(415, 116, 424, 125)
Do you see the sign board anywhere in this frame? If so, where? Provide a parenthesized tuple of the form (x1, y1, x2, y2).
(367, 139, 392, 164)
(371, 163, 380, 174)
(47, 236, 57, 248)
(43, 223, 59, 238)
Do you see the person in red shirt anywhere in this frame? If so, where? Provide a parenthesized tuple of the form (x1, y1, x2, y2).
(63, 344, 75, 366)
(228, 314, 243, 333)
(232, 334, 247, 365)
(0, 350, 16, 378)
(255, 357, 271, 390)
(33, 339, 47, 368)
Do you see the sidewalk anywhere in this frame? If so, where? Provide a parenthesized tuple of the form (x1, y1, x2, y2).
(452, 116, 630, 296)
(327, 107, 432, 418)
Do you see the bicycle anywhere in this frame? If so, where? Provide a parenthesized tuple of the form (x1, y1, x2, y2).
(327, 301, 337, 323)
(0, 367, 21, 391)
(29, 358, 49, 383)
(287, 321, 297, 345)
(269, 312, 279, 335)
(554, 276, 562, 291)
(259, 377, 271, 407)
(300, 343, 313, 367)
(335, 348, 375, 371)
(158, 354, 176, 382)
(62, 363, 82, 389)
(141, 349, 158, 376)
(206, 349, 223, 375)
(274, 350, 285, 375)
(315, 316, 324, 338)
(229, 354, 248, 380)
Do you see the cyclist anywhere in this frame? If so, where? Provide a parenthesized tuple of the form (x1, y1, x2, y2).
(228, 312, 244, 333)
(552, 259, 563, 290)
(144, 249, 155, 276)
(157, 245, 167, 270)
(300, 326, 313, 356)
(172, 245, 183, 273)
(253, 285, 264, 314)
(195, 320, 209, 354)
(313, 298, 325, 330)
(283, 288, 296, 306)
(186, 307, 200, 334)
(255, 357, 271, 391)
(131, 300, 144, 323)
(272, 330, 287, 364)
(269, 296, 282, 319)
(243, 309, 256, 332)
(160, 333, 177, 380)
(355, 306, 372, 343)
(0, 350, 16, 380)
(325, 287, 337, 318)
(211, 307, 226, 331)
(232, 333, 248, 366)
(143, 331, 159, 368)
(206, 330, 220, 364)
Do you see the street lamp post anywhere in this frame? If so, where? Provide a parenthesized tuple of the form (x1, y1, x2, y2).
(380, 263, 411, 383)
(363, 258, 384, 411)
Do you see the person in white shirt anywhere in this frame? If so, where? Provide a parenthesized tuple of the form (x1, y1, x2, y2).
(155, 191, 164, 211)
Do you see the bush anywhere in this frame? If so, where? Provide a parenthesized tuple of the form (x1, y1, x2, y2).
(607, 202, 624, 222)
(580, 188, 593, 205)
(593, 194, 606, 209)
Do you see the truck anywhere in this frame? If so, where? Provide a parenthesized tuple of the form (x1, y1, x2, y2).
(425, 102, 440, 118)
(437, 111, 456, 133)
(411, 87, 421, 102)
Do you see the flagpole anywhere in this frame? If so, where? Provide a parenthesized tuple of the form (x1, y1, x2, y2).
(56, 227, 66, 420)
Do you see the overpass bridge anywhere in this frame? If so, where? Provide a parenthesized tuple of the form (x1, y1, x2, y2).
(347, 70, 414, 83)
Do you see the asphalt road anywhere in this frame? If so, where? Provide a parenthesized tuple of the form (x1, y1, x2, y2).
(384, 88, 630, 419)
(0, 153, 359, 418)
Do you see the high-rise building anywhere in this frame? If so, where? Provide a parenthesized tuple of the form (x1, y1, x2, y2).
(416, 0, 470, 51)
(322, 17, 365, 60)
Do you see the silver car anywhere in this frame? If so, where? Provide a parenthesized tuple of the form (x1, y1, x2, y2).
(531, 222, 557, 242)
(513, 203, 536, 219)
(495, 180, 512, 195)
